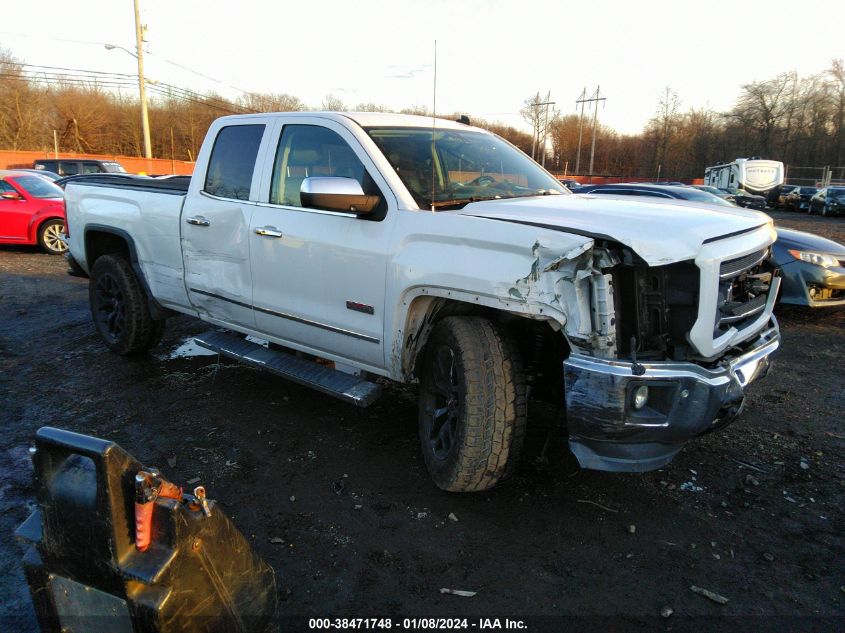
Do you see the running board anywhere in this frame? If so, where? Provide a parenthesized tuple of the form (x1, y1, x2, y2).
(193, 331, 382, 407)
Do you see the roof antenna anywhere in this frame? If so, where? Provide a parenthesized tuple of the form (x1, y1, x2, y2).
(430, 39, 437, 212)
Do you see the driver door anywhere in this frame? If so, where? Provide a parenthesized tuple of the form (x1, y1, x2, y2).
(0, 179, 29, 240)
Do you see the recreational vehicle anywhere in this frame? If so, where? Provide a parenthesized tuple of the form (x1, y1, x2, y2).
(704, 158, 784, 196)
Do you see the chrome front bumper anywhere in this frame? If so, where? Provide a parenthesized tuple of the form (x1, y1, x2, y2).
(562, 318, 780, 472)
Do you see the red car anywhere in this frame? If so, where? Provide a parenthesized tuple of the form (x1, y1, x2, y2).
(0, 170, 67, 254)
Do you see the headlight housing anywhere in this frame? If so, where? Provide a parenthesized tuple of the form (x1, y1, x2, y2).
(787, 249, 840, 268)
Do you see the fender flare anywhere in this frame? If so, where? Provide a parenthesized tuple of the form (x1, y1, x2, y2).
(391, 285, 567, 379)
(83, 224, 172, 320)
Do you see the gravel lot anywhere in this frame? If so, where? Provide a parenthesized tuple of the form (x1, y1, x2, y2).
(1, 210, 843, 630)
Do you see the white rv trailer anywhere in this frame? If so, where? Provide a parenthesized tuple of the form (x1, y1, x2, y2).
(704, 158, 784, 195)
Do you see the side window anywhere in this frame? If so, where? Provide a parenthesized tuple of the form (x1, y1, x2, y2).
(204, 124, 265, 200)
(82, 162, 102, 174)
(61, 162, 79, 176)
(38, 161, 57, 172)
(0, 180, 15, 194)
(270, 125, 370, 207)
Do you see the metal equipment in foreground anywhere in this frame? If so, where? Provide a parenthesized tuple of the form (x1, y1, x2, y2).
(16, 427, 277, 633)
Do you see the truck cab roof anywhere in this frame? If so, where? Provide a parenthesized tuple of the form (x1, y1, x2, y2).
(217, 111, 480, 132)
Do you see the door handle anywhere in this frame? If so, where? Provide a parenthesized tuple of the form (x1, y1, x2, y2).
(185, 216, 210, 226)
(254, 226, 283, 238)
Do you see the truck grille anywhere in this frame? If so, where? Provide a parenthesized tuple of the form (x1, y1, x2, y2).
(719, 249, 767, 279)
(715, 249, 774, 333)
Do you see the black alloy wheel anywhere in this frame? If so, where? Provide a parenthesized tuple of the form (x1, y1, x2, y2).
(93, 271, 126, 344)
(424, 345, 461, 461)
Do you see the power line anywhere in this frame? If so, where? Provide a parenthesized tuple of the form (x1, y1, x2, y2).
(0, 31, 249, 97)
(143, 49, 250, 95)
(5, 63, 250, 114)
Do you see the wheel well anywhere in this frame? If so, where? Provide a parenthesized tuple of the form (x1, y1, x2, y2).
(85, 230, 131, 267)
(406, 297, 569, 403)
(35, 216, 64, 237)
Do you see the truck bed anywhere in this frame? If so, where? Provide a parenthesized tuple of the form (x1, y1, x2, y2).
(61, 173, 191, 195)
(64, 174, 191, 309)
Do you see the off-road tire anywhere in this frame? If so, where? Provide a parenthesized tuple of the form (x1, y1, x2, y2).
(37, 218, 67, 254)
(418, 316, 527, 492)
(89, 255, 166, 355)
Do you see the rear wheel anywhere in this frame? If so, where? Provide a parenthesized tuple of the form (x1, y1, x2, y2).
(89, 255, 166, 355)
(417, 316, 526, 492)
(38, 218, 67, 254)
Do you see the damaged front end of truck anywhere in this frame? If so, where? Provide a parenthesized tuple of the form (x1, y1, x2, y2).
(480, 222, 781, 473)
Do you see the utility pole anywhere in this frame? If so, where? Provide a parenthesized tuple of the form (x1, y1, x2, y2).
(531, 93, 555, 164)
(541, 91, 555, 168)
(574, 87, 586, 175)
(530, 93, 539, 161)
(576, 86, 606, 181)
(134, 0, 152, 159)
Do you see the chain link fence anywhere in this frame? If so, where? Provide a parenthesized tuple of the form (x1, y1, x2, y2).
(785, 165, 845, 187)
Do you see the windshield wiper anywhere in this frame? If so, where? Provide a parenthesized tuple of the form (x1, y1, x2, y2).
(429, 195, 502, 209)
(428, 189, 562, 210)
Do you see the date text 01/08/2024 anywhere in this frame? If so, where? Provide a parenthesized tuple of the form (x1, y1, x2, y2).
(308, 618, 528, 630)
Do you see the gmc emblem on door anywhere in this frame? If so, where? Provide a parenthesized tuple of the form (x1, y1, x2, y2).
(346, 301, 374, 315)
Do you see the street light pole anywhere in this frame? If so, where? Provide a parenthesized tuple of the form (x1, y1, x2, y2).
(134, 0, 152, 159)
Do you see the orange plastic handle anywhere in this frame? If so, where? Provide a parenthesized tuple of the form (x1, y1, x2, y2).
(159, 481, 182, 500)
(134, 501, 154, 552)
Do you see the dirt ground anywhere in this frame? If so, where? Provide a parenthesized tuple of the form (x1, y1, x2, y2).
(1, 210, 843, 631)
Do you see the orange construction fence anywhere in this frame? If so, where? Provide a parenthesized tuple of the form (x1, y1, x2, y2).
(0, 150, 195, 176)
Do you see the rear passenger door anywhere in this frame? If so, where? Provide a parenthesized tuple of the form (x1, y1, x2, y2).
(182, 119, 275, 329)
(248, 118, 396, 371)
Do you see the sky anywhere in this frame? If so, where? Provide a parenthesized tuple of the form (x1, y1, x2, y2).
(1, 0, 843, 135)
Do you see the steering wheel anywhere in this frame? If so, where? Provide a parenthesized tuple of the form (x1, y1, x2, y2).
(468, 175, 496, 186)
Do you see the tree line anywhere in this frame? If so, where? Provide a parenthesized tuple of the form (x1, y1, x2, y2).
(542, 59, 845, 179)
(1, 45, 842, 180)
(0, 46, 535, 163)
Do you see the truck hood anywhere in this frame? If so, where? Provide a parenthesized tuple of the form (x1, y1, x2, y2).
(452, 194, 772, 265)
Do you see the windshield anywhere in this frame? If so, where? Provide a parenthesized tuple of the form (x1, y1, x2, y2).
(696, 185, 723, 195)
(102, 162, 127, 173)
(680, 189, 735, 207)
(365, 127, 566, 209)
(13, 175, 64, 198)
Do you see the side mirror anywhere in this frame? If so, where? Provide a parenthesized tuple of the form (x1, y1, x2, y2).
(1, 192, 22, 200)
(300, 177, 380, 215)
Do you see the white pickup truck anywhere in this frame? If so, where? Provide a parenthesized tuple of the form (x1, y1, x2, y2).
(65, 112, 781, 492)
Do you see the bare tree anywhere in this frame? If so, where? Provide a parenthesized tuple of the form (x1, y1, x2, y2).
(320, 94, 346, 111)
(240, 92, 306, 113)
(646, 87, 681, 176)
(828, 58, 845, 165)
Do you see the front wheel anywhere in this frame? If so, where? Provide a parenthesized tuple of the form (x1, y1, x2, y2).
(38, 218, 67, 254)
(417, 316, 526, 492)
(89, 254, 166, 355)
